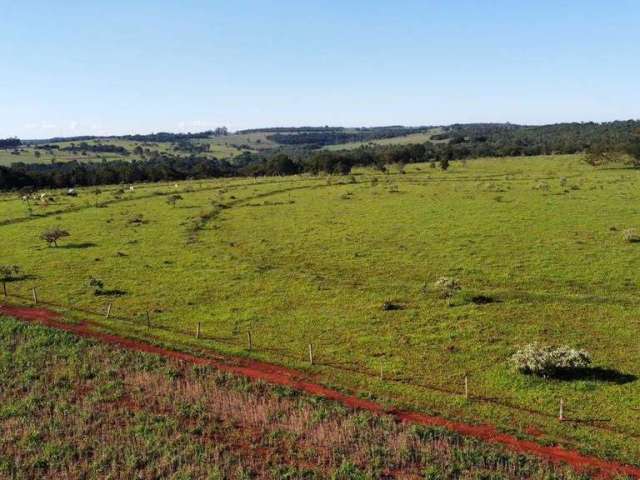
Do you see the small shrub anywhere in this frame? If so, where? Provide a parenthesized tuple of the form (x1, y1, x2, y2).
(0, 265, 21, 282)
(166, 194, 183, 207)
(533, 181, 550, 191)
(622, 228, 640, 243)
(433, 277, 461, 299)
(88, 277, 105, 295)
(511, 343, 591, 377)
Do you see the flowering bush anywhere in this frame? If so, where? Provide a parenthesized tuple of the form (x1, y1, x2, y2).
(512, 343, 591, 377)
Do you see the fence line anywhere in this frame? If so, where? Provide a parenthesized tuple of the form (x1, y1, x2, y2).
(2, 284, 640, 442)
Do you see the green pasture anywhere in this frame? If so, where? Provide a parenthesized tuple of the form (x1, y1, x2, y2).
(2, 154, 640, 465)
(202, 131, 277, 152)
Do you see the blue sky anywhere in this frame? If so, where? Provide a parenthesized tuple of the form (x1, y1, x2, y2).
(1, 0, 639, 138)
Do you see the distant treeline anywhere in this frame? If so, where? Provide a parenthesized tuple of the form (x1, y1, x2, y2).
(61, 142, 130, 155)
(0, 144, 431, 189)
(1, 157, 241, 190)
(0, 138, 22, 149)
(118, 129, 226, 142)
(3, 121, 640, 191)
(0, 142, 486, 190)
(24, 128, 228, 145)
(236, 126, 360, 135)
(437, 121, 640, 157)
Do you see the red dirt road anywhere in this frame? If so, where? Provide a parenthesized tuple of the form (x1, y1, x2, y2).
(2, 303, 639, 479)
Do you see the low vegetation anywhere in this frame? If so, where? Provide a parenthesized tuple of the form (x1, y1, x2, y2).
(0, 316, 588, 479)
(1, 155, 640, 466)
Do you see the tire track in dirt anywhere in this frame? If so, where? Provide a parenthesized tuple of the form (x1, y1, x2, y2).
(1, 303, 639, 479)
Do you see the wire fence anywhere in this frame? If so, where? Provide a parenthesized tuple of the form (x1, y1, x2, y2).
(2, 282, 640, 443)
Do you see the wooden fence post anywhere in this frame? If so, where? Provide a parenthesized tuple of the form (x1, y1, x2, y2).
(105, 303, 112, 319)
(2, 281, 6, 297)
(464, 376, 469, 399)
(247, 331, 252, 351)
(559, 398, 564, 421)
(146, 311, 150, 328)
(32, 287, 38, 304)
(380, 364, 383, 381)
(308, 343, 314, 365)
(196, 322, 201, 339)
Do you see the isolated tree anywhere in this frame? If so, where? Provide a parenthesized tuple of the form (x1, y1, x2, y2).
(166, 194, 183, 208)
(41, 226, 70, 247)
(440, 157, 450, 171)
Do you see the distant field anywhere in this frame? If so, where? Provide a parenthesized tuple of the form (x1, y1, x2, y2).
(2, 154, 640, 465)
(0, 138, 245, 166)
(324, 128, 444, 150)
(1, 127, 449, 166)
(202, 131, 278, 151)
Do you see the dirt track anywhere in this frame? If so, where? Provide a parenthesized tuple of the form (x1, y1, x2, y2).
(2, 303, 639, 479)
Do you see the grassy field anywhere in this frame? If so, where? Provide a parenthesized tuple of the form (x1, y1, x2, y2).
(2, 154, 640, 466)
(324, 128, 445, 151)
(0, 316, 586, 479)
(201, 132, 279, 152)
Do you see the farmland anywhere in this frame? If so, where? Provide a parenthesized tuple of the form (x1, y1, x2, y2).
(2, 154, 640, 469)
(324, 128, 445, 151)
(0, 316, 588, 479)
(0, 139, 245, 167)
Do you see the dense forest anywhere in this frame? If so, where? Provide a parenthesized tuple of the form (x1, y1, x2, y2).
(437, 121, 640, 157)
(1, 120, 639, 190)
(22, 129, 228, 146)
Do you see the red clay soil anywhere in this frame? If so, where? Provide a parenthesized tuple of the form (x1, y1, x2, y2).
(2, 303, 639, 479)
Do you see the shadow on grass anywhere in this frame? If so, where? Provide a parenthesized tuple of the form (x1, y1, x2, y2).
(4, 274, 38, 282)
(60, 242, 97, 249)
(95, 289, 127, 297)
(504, 290, 638, 308)
(553, 367, 637, 385)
